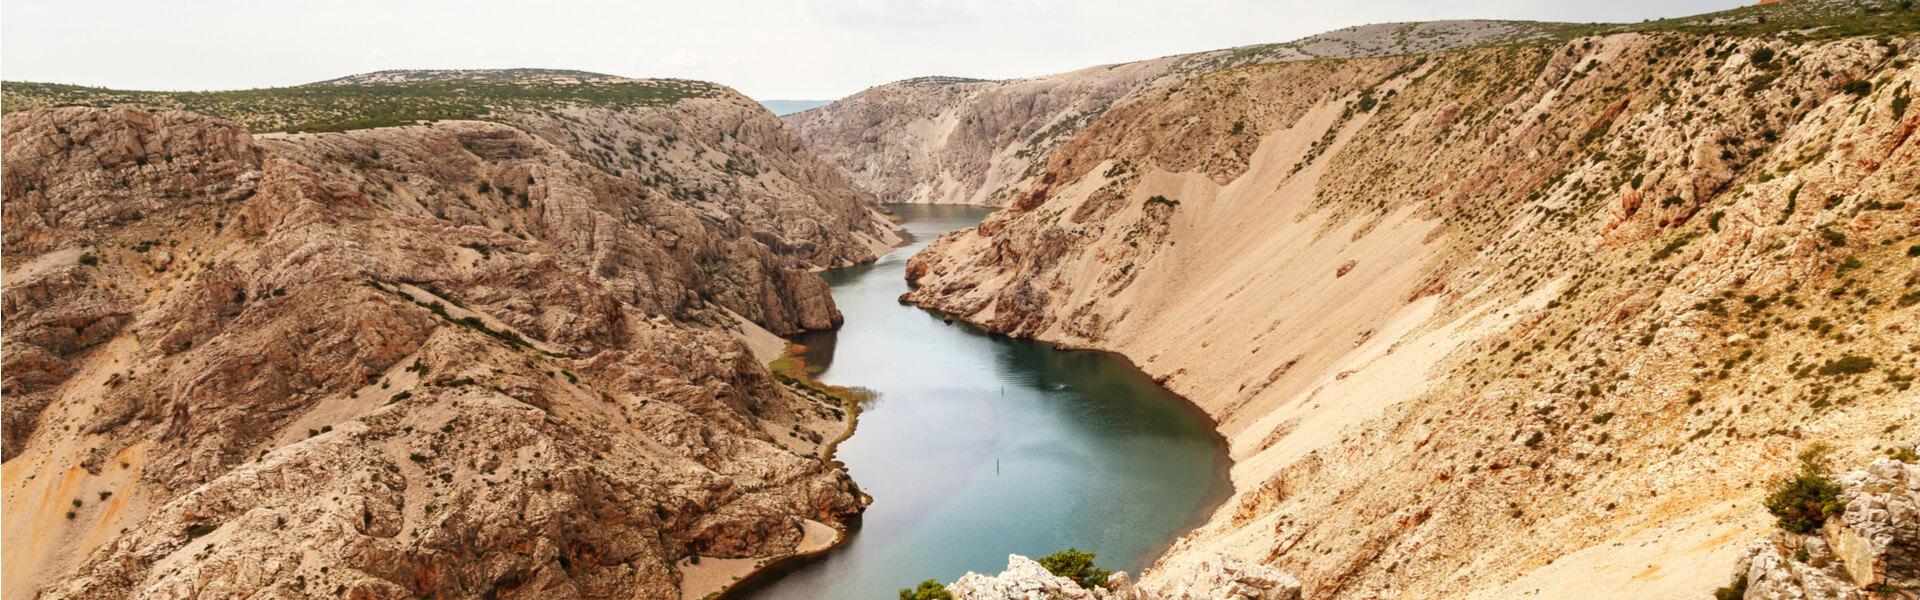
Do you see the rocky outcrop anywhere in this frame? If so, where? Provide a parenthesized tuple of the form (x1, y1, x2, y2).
(1738, 442, 1919, 599)
(0, 96, 892, 599)
(904, 16, 1919, 600)
(944, 554, 1300, 600)
(786, 21, 1581, 206)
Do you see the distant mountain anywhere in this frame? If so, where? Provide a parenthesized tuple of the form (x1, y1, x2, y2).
(758, 99, 830, 116)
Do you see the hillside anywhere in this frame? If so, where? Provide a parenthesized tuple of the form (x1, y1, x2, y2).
(789, 0, 1920, 206)
(2, 71, 723, 134)
(899, 4, 1919, 599)
(0, 71, 901, 599)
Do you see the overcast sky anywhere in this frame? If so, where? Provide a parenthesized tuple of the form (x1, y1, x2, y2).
(4, 0, 1747, 100)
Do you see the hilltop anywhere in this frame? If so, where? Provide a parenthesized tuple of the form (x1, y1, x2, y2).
(2, 71, 727, 133)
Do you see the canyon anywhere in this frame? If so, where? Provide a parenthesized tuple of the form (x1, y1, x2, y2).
(4, 0, 1919, 599)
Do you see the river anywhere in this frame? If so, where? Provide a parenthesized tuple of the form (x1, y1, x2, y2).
(733, 204, 1230, 599)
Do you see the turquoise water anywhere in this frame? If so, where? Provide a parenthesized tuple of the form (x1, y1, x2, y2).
(732, 204, 1230, 599)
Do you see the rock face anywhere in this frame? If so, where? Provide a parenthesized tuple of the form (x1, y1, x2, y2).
(944, 554, 1300, 600)
(902, 16, 1919, 600)
(1739, 442, 1920, 599)
(786, 21, 1580, 205)
(0, 81, 898, 600)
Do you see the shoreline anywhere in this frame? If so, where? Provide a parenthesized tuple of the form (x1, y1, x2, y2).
(717, 205, 1230, 595)
(905, 304, 1239, 575)
(681, 343, 871, 600)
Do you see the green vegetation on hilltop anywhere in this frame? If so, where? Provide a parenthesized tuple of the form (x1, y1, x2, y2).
(1183, 0, 1916, 75)
(1, 76, 726, 133)
(1608, 0, 1920, 40)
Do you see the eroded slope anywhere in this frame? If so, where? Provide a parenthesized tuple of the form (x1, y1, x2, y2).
(1, 89, 894, 599)
(785, 21, 1578, 206)
(905, 27, 1919, 599)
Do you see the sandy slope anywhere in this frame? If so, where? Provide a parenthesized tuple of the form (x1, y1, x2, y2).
(905, 30, 1920, 598)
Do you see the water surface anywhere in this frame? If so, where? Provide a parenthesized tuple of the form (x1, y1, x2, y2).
(735, 204, 1230, 599)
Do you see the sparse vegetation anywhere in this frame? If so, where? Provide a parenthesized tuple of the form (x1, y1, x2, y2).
(2, 75, 725, 133)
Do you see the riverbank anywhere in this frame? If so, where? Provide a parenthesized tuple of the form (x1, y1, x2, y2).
(676, 343, 873, 600)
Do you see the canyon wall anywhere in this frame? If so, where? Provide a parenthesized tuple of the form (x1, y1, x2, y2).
(786, 21, 1575, 205)
(903, 21, 1920, 600)
(0, 75, 900, 600)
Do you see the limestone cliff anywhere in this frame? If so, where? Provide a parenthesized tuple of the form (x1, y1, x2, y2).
(0, 73, 899, 600)
(938, 554, 1301, 600)
(1736, 440, 1919, 599)
(902, 5, 1920, 599)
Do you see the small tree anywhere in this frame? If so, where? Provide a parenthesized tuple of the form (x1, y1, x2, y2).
(1037, 548, 1111, 588)
(897, 579, 952, 600)
(1764, 444, 1845, 534)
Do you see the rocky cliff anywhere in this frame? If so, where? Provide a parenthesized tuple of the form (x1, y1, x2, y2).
(785, 21, 1588, 205)
(939, 554, 1301, 600)
(0, 73, 900, 600)
(901, 3, 1920, 598)
(1737, 440, 1919, 599)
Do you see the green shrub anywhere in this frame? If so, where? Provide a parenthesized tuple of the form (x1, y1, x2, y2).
(1764, 446, 1845, 534)
(1842, 79, 1872, 97)
(184, 523, 219, 539)
(1714, 573, 1748, 600)
(1817, 355, 1874, 376)
(1037, 548, 1111, 588)
(898, 579, 952, 600)
(77, 252, 98, 266)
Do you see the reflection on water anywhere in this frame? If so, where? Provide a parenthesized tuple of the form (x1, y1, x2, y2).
(733, 204, 1230, 599)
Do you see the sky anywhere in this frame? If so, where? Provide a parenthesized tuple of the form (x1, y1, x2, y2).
(3, 0, 1749, 100)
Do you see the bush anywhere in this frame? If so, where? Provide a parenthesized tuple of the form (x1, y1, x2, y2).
(1842, 79, 1872, 97)
(1817, 355, 1874, 376)
(1037, 548, 1111, 588)
(77, 252, 98, 266)
(898, 579, 952, 600)
(1764, 446, 1845, 534)
(1714, 573, 1748, 600)
(184, 523, 219, 539)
